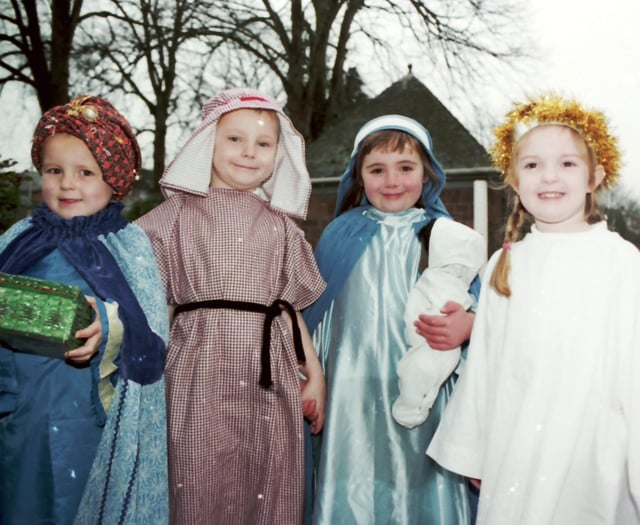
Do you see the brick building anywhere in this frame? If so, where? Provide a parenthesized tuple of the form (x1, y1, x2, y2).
(300, 73, 509, 258)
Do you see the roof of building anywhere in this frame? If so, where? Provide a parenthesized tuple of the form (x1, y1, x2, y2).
(306, 74, 493, 180)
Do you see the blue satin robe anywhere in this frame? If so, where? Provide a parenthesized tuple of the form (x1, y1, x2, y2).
(312, 207, 472, 525)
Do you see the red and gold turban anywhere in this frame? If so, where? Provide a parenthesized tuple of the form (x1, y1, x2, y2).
(31, 95, 142, 200)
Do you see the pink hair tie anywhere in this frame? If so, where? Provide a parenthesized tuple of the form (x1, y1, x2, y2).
(502, 243, 511, 251)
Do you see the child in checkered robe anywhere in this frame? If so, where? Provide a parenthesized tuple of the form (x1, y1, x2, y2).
(137, 87, 326, 524)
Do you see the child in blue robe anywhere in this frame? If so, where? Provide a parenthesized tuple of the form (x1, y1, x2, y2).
(0, 95, 169, 525)
(305, 114, 479, 524)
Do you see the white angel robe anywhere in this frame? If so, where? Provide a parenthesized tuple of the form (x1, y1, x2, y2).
(427, 222, 640, 525)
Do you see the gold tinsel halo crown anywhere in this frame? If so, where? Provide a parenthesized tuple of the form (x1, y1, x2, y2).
(490, 94, 621, 188)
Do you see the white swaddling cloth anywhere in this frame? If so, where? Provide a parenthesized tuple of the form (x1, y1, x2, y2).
(392, 218, 484, 428)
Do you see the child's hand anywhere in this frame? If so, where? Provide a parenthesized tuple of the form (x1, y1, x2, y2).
(414, 301, 474, 350)
(300, 374, 326, 435)
(65, 296, 102, 364)
(292, 312, 326, 434)
(468, 477, 481, 490)
(302, 396, 317, 420)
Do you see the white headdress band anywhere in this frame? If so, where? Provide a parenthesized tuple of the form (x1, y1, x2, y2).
(353, 115, 433, 154)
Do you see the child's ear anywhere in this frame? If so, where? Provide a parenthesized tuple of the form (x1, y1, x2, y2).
(591, 165, 606, 191)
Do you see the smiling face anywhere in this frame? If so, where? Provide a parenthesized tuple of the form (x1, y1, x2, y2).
(41, 134, 113, 219)
(360, 144, 425, 213)
(210, 108, 279, 191)
(512, 125, 604, 233)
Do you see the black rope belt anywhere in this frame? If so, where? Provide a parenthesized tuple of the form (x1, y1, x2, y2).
(173, 299, 306, 389)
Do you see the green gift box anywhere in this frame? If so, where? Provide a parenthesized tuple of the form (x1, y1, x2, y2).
(0, 272, 93, 359)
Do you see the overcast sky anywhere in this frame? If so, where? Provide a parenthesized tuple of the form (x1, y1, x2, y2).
(394, 0, 640, 201)
(1, 0, 638, 200)
(484, 0, 640, 200)
(489, 0, 640, 199)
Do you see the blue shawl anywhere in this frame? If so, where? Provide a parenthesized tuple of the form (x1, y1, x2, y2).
(0, 202, 169, 524)
(0, 203, 165, 384)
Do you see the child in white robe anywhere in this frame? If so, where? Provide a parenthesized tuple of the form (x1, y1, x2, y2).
(427, 94, 640, 525)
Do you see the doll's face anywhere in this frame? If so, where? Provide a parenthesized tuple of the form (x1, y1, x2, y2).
(210, 108, 279, 192)
(41, 134, 113, 219)
(512, 125, 604, 233)
(360, 144, 424, 213)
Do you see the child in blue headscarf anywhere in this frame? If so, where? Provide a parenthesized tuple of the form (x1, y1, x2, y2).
(305, 115, 479, 524)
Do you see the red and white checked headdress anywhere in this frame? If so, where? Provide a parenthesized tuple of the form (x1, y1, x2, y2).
(160, 87, 311, 219)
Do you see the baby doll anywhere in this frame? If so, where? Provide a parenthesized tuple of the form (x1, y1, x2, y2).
(393, 217, 484, 428)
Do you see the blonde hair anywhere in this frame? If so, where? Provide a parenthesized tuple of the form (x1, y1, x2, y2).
(489, 95, 621, 297)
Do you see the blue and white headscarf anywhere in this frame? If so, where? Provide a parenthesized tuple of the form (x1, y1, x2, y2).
(304, 115, 453, 332)
(334, 114, 450, 215)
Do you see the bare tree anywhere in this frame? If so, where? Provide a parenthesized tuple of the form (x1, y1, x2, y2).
(0, 0, 230, 182)
(0, 0, 530, 184)
(74, 0, 231, 182)
(205, 0, 530, 141)
(0, 0, 90, 110)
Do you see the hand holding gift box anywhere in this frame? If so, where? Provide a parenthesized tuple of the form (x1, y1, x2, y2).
(0, 272, 95, 359)
(64, 295, 103, 364)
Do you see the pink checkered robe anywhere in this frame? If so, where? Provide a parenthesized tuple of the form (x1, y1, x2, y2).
(137, 188, 325, 525)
